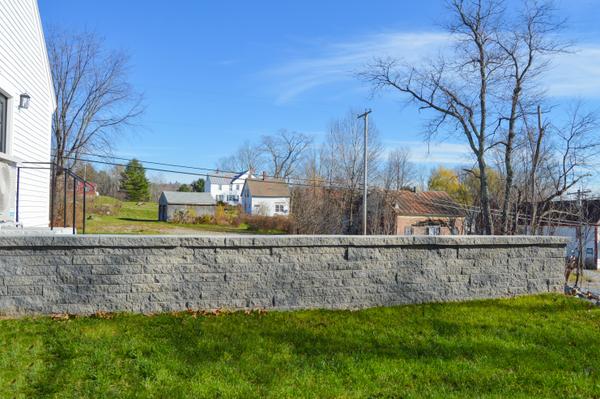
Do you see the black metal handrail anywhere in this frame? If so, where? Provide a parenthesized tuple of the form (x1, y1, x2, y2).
(16, 162, 88, 234)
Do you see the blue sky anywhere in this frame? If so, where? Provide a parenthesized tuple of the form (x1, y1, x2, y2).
(38, 0, 600, 182)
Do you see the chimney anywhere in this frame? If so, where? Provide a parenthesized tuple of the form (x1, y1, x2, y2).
(262, 171, 267, 181)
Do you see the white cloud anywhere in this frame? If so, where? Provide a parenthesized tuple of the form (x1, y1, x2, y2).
(265, 31, 600, 103)
(385, 140, 473, 165)
(264, 32, 450, 104)
(546, 46, 600, 98)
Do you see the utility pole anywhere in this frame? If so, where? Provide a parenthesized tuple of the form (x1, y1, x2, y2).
(357, 109, 372, 235)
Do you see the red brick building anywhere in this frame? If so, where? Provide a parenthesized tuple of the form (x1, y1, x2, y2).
(389, 191, 466, 235)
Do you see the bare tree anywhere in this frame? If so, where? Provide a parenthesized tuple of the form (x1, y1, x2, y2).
(494, 1, 566, 233)
(48, 30, 143, 174)
(217, 141, 264, 172)
(260, 130, 313, 179)
(321, 110, 382, 233)
(382, 148, 415, 190)
(362, 0, 509, 233)
(521, 103, 600, 233)
(362, 0, 566, 234)
(289, 149, 344, 234)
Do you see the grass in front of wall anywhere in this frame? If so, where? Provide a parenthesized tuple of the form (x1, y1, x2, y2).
(84, 196, 279, 235)
(0, 294, 599, 398)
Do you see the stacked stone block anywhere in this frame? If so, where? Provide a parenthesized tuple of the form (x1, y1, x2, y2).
(0, 235, 568, 315)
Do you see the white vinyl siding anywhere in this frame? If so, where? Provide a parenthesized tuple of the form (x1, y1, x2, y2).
(0, 0, 55, 227)
(0, 93, 6, 153)
(244, 196, 290, 217)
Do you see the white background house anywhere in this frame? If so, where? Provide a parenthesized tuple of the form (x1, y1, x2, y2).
(241, 178, 290, 217)
(205, 170, 253, 205)
(0, 0, 55, 227)
(527, 199, 600, 270)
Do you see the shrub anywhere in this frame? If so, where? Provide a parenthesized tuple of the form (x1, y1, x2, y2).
(170, 207, 196, 224)
(230, 213, 243, 227)
(214, 204, 228, 225)
(243, 214, 292, 233)
(195, 215, 214, 224)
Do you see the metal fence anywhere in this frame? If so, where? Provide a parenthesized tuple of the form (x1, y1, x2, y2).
(16, 162, 88, 234)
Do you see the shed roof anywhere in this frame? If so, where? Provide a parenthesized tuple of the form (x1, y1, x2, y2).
(160, 191, 216, 205)
(390, 191, 466, 218)
(245, 178, 290, 198)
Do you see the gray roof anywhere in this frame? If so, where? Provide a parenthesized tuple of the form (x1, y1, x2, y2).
(160, 191, 216, 205)
(208, 170, 248, 185)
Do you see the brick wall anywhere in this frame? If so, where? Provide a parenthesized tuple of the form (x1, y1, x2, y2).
(0, 235, 568, 315)
(394, 216, 465, 235)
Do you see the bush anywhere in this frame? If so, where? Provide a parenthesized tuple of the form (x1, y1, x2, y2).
(170, 208, 196, 224)
(214, 205, 228, 225)
(195, 215, 214, 224)
(243, 214, 292, 233)
(169, 204, 243, 227)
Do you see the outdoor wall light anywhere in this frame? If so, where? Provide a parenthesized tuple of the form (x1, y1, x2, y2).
(19, 93, 31, 109)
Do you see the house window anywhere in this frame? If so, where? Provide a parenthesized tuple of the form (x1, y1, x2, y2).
(275, 204, 286, 213)
(227, 195, 239, 203)
(0, 93, 7, 154)
(236, 184, 240, 191)
(218, 184, 222, 191)
(427, 226, 441, 236)
(404, 227, 413, 235)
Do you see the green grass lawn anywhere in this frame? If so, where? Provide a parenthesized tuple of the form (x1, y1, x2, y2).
(1, 294, 599, 398)
(84, 196, 271, 235)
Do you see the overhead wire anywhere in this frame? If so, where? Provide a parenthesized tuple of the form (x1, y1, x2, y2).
(58, 151, 594, 228)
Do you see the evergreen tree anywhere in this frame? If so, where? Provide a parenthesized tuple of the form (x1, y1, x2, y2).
(178, 184, 191, 192)
(190, 178, 205, 192)
(120, 159, 150, 201)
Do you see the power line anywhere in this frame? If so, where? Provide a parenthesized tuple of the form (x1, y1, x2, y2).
(67, 151, 363, 190)
(56, 154, 364, 192)
(57, 152, 594, 228)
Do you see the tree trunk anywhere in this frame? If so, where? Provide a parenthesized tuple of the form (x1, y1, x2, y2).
(500, 85, 521, 235)
(478, 156, 494, 235)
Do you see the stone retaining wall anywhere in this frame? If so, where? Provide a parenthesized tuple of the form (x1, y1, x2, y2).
(0, 235, 568, 315)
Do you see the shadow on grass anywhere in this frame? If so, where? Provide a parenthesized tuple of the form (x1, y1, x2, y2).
(116, 217, 159, 223)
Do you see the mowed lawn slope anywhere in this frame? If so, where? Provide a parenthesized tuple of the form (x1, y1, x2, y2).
(85, 196, 255, 235)
(1, 295, 599, 398)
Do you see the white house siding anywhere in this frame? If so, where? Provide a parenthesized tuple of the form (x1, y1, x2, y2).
(541, 225, 598, 270)
(210, 183, 230, 203)
(0, 0, 54, 227)
(245, 197, 290, 217)
(205, 172, 252, 205)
